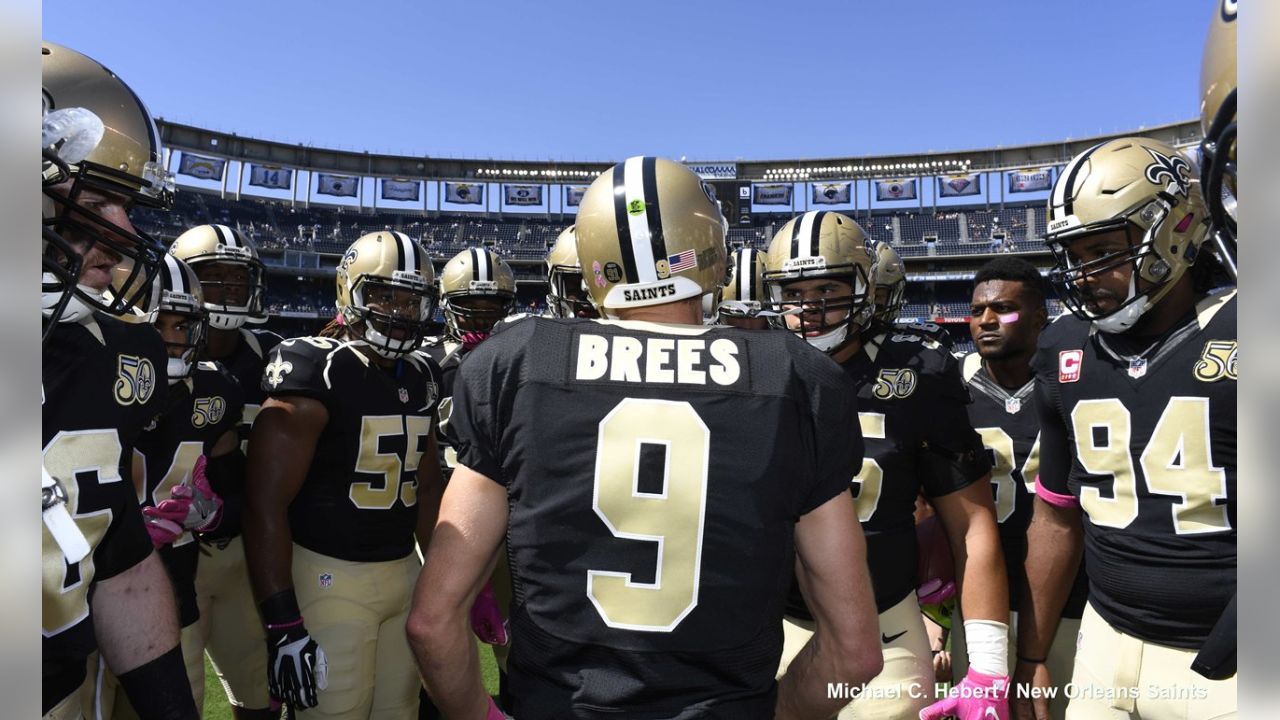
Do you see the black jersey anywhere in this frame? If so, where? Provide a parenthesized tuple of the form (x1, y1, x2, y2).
(448, 318, 861, 720)
(133, 361, 244, 627)
(423, 337, 467, 479)
(204, 327, 282, 540)
(262, 337, 442, 562)
(42, 316, 169, 713)
(1032, 291, 1236, 649)
(962, 353, 1087, 618)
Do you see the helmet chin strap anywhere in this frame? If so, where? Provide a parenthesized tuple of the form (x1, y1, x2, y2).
(42, 277, 97, 324)
(207, 310, 247, 330)
(806, 324, 849, 353)
(167, 357, 192, 385)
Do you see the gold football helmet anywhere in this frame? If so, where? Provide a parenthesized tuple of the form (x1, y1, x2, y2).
(1045, 137, 1209, 333)
(41, 41, 174, 331)
(718, 247, 767, 320)
(1199, 0, 1236, 271)
(149, 255, 207, 382)
(168, 224, 267, 330)
(762, 211, 874, 352)
(574, 156, 727, 317)
(336, 231, 436, 357)
(439, 248, 517, 340)
(545, 226, 598, 319)
(870, 241, 907, 324)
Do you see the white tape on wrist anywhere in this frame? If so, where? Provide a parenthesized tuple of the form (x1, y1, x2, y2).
(963, 619, 1010, 677)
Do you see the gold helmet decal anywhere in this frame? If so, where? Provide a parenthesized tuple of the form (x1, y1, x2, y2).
(574, 156, 727, 316)
(762, 211, 874, 353)
(439, 248, 517, 340)
(870, 241, 907, 323)
(1198, 0, 1237, 270)
(1045, 137, 1209, 333)
(335, 231, 436, 357)
(545, 226, 597, 319)
(169, 224, 266, 330)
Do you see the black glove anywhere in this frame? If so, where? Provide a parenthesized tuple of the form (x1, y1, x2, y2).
(261, 590, 328, 709)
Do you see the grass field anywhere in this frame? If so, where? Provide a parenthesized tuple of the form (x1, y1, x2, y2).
(200, 641, 501, 718)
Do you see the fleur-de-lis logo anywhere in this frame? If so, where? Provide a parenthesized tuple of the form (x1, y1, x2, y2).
(114, 355, 156, 406)
(1144, 147, 1191, 197)
(264, 356, 294, 389)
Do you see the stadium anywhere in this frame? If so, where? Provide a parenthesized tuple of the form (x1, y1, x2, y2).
(133, 118, 1203, 353)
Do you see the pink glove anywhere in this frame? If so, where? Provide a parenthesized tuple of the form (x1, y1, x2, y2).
(469, 581, 509, 646)
(461, 331, 490, 351)
(919, 667, 1009, 720)
(141, 503, 186, 548)
(187, 455, 223, 532)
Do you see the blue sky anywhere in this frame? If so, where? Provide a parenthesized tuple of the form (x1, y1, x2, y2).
(44, 0, 1211, 162)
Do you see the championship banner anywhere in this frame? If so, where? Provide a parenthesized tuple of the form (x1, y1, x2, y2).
(177, 152, 226, 181)
(937, 173, 982, 197)
(875, 179, 917, 201)
(248, 164, 292, 190)
(381, 179, 421, 202)
(445, 182, 484, 205)
(811, 182, 851, 205)
(564, 185, 589, 207)
(504, 184, 543, 206)
(752, 183, 793, 206)
(316, 173, 359, 198)
(1008, 167, 1053, 193)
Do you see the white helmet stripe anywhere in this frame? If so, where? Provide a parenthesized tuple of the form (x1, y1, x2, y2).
(165, 255, 186, 294)
(795, 212, 819, 258)
(214, 224, 238, 247)
(395, 232, 416, 273)
(471, 248, 490, 282)
(623, 156, 659, 282)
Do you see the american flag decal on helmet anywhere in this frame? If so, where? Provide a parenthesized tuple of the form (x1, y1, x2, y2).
(667, 249, 697, 273)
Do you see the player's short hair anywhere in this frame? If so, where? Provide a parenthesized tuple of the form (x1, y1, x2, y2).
(973, 256, 1046, 309)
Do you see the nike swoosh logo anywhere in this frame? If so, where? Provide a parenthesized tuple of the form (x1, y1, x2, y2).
(985, 709, 999, 719)
(882, 630, 907, 644)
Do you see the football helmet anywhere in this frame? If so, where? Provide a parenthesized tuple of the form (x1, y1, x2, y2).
(762, 211, 874, 352)
(439, 248, 518, 340)
(870, 241, 907, 324)
(574, 156, 727, 317)
(145, 255, 208, 383)
(545, 226, 598, 318)
(1045, 137, 1209, 333)
(41, 41, 173, 331)
(718, 247, 767, 320)
(1199, 0, 1237, 273)
(336, 231, 436, 358)
(168, 224, 267, 330)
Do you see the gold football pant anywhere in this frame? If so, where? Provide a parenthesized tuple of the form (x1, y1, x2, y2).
(292, 544, 421, 720)
(80, 622, 206, 720)
(194, 536, 271, 709)
(778, 593, 934, 719)
(1063, 603, 1235, 720)
(952, 610, 1080, 720)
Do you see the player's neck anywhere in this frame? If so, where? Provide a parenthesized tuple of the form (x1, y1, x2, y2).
(616, 298, 702, 325)
(1124, 276, 1195, 340)
(829, 333, 864, 365)
(205, 327, 241, 359)
(982, 353, 1033, 389)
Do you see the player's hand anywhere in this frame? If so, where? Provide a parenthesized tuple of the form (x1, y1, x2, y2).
(142, 494, 192, 547)
(470, 581, 510, 646)
(932, 648, 952, 685)
(266, 620, 328, 709)
(182, 455, 223, 531)
(919, 667, 1009, 719)
(1012, 659, 1052, 720)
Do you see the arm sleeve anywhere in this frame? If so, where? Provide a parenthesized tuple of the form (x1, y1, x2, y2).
(447, 345, 506, 485)
(919, 354, 992, 498)
(796, 356, 862, 516)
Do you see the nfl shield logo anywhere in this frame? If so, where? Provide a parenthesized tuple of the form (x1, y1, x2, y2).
(1005, 397, 1022, 414)
(399, 388, 409, 403)
(1128, 359, 1148, 378)
(319, 572, 333, 588)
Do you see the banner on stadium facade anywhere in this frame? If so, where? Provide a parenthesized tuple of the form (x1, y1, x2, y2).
(875, 179, 917, 201)
(177, 152, 226, 181)
(248, 164, 292, 190)
(752, 183, 793, 206)
(504, 184, 543, 206)
(316, 173, 359, 198)
(381, 179, 421, 202)
(445, 182, 484, 205)
(564, 185, 589, 207)
(686, 163, 737, 180)
(937, 173, 982, 197)
(1007, 167, 1053, 193)
(811, 182, 851, 205)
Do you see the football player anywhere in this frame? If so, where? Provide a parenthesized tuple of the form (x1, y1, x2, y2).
(869, 240, 953, 349)
(763, 211, 1009, 720)
(1198, 0, 1236, 276)
(545, 225, 600, 319)
(407, 156, 883, 720)
(86, 255, 245, 718)
(244, 231, 445, 719)
(169, 224, 282, 719)
(716, 247, 770, 329)
(1015, 136, 1235, 720)
(41, 41, 197, 720)
(952, 257, 1084, 719)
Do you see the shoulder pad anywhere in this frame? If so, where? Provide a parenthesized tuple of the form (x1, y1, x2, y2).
(961, 352, 983, 382)
(262, 336, 358, 397)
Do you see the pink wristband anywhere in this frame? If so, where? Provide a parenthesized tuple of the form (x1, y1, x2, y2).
(265, 617, 304, 631)
(486, 696, 507, 720)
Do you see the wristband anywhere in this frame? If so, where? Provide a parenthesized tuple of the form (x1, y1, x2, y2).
(259, 588, 303, 627)
(1017, 654, 1048, 664)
